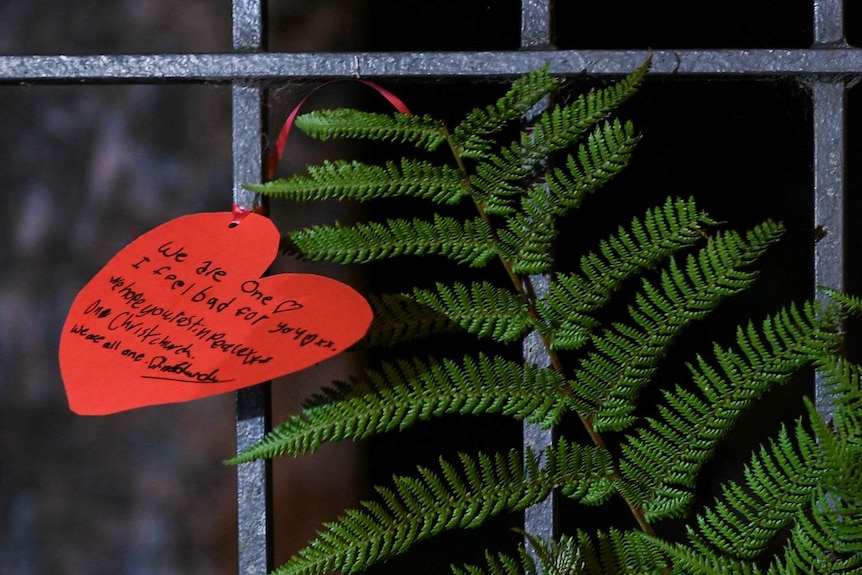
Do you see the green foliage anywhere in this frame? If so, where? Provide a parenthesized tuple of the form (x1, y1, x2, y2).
(249, 159, 468, 204)
(539, 197, 716, 351)
(293, 109, 448, 151)
(572, 220, 786, 432)
(450, 530, 669, 575)
(227, 354, 572, 462)
(272, 440, 614, 575)
(618, 302, 842, 521)
(411, 282, 534, 343)
(282, 214, 497, 266)
(235, 61, 862, 575)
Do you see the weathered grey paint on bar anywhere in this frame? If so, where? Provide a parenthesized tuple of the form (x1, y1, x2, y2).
(2, 49, 862, 83)
(232, 1, 273, 574)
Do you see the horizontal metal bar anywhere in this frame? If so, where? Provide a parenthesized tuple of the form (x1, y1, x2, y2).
(3, 48, 862, 83)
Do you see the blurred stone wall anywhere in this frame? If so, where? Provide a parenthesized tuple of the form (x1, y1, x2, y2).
(0, 2, 367, 573)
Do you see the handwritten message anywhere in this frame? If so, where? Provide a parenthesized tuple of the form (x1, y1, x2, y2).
(59, 212, 373, 415)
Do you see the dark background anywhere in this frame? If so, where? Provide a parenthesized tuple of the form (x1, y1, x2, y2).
(1, 1, 859, 574)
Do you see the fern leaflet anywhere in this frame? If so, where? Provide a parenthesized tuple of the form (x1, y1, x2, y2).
(282, 214, 498, 266)
(687, 422, 826, 560)
(272, 440, 614, 575)
(229, 354, 573, 462)
(573, 220, 785, 432)
(468, 61, 648, 214)
(294, 109, 447, 151)
(535, 118, 642, 218)
(411, 281, 533, 343)
(643, 537, 766, 575)
(538, 197, 716, 350)
(246, 159, 468, 204)
(497, 201, 557, 274)
(452, 64, 564, 159)
(451, 532, 589, 575)
(364, 293, 461, 347)
(574, 529, 671, 575)
(618, 302, 841, 522)
(775, 491, 862, 574)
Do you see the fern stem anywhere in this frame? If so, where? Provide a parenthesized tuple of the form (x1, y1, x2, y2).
(518, 258, 658, 539)
(443, 126, 659, 540)
(444, 127, 528, 298)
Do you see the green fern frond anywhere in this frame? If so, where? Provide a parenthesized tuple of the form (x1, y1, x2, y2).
(619, 301, 841, 522)
(687, 422, 826, 560)
(574, 220, 784, 432)
(364, 293, 461, 347)
(469, 149, 534, 216)
(228, 354, 573, 463)
(813, 359, 862, 500)
(411, 281, 533, 343)
(642, 536, 766, 575)
(237, 64, 862, 575)
(774, 491, 862, 574)
(536, 118, 642, 218)
(512, 61, 648, 173)
(570, 529, 670, 575)
(498, 202, 557, 275)
(493, 120, 641, 265)
(683, 391, 862, 573)
(283, 214, 498, 266)
(814, 349, 862, 430)
(273, 440, 614, 575)
(451, 547, 538, 575)
(776, 368, 862, 573)
(469, 62, 648, 215)
(454, 529, 669, 575)
(294, 109, 448, 151)
(451, 532, 586, 575)
(546, 439, 617, 505)
(523, 532, 582, 575)
(806, 395, 862, 501)
(247, 159, 468, 204)
(820, 286, 862, 317)
(452, 64, 564, 159)
(539, 197, 716, 350)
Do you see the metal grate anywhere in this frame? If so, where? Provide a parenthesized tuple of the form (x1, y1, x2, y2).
(1, 0, 853, 572)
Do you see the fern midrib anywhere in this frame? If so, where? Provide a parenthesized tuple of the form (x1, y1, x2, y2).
(443, 124, 658, 538)
(444, 125, 528, 296)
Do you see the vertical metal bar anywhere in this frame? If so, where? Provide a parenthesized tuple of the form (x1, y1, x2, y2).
(232, 1, 273, 574)
(814, 0, 845, 46)
(521, 0, 556, 554)
(521, 0, 555, 49)
(522, 281, 556, 546)
(811, 80, 846, 424)
(811, 0, 846, 424)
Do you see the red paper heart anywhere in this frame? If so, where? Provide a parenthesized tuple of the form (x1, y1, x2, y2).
(59, 212, 373, 415)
